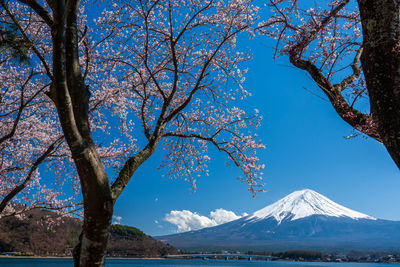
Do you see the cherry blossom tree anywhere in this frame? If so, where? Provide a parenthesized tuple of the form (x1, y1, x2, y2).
(0, 0, 264, 265)
(0, 33, 77, 218)
(258, 0, 400, 168)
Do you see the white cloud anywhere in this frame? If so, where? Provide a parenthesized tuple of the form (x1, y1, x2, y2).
(165, 210, 215, 232)
(210, 208, 241, 224)
(112, 215, 122, 225)
(164, 208, 243, 232)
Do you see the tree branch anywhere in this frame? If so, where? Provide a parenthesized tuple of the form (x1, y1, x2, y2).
(0, 0, 53, 80)
(111, 142, 158, 202)
(333, 47, 363, 91)
(290, 55, 380, 141)
(0, 137, 62, 214)
(162, 132, 241, 167)
(165, 27, 246, 122)
(17, 0, 53, 26)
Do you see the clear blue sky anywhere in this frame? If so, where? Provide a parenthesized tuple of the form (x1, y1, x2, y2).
(109, 34, 400, 236)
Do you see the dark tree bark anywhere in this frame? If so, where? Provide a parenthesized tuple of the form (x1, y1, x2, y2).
(268, 0, 400, 169)
(49, 2, 161, 264)
(357, 0, 400, 168)
(0, 0, 114, 265)
(50, 1, 113, 265)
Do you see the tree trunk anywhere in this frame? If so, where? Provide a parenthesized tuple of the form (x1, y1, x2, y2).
(50, 1, 114, 265)
(70, 144, 113, 267)
(73, 193, 113, 267)
(72, 205, 113, 267)
(358, 0, 400, 168)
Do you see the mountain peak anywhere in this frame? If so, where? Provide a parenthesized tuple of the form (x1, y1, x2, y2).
(247, 189, 375, 224)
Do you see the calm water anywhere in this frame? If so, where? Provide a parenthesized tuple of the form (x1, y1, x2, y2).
(0, 259, 398, 267)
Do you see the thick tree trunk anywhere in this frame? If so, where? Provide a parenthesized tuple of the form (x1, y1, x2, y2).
(358, 0, 400, 168)
(72, 190, 113, 267)
(72, 173, 113, 266)
(70, 144, 113, 267)
(50, 1, 114, 266)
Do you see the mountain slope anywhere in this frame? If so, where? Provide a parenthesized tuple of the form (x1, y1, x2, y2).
(0, 209, 177, 257)
(248, 189, 375, 223)
(158, 189, 400, 252)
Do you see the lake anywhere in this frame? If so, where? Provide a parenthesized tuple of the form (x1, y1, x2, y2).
(0, 258, 398, 267)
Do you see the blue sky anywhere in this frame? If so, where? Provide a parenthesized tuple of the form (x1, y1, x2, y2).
(110, 34, 400, 236)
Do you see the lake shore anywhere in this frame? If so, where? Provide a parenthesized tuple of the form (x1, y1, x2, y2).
(1, 254, 400, 264)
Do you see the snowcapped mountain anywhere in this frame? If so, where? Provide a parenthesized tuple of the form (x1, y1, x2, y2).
(158, 189, 400, 252)
(247, 189, 375, 224)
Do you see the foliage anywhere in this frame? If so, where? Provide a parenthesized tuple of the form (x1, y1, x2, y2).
(0, 6, 30, 62)
(109, 224, 147, 240)
(0, 24, 29, 62)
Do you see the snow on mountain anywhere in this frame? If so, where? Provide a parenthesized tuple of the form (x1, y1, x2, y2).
(158, 189, 400, 252)
(247, 189, 375, 224)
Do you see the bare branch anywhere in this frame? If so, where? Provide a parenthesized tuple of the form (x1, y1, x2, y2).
(334, 47, 363, 91)
(17, 0, 53, 26)
(0, 137, 63, 213)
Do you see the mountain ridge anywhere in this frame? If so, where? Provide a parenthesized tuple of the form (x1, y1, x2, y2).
(158, 189, 400, 252)
(247, 189, 375, 224)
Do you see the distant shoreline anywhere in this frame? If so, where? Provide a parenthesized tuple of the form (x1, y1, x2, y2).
(0, 255, 166, 260)
(1, 255, 400, 264)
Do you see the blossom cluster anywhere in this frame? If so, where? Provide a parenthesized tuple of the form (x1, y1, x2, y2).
(0, 0, 265, 220)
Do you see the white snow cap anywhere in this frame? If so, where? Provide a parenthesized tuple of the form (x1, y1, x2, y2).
(248, 189, 375, 224)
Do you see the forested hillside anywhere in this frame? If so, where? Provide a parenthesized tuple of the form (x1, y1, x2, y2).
(0, 209, 177, 257)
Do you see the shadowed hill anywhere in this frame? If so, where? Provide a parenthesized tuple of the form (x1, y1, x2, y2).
(0, 209, 177, 257)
